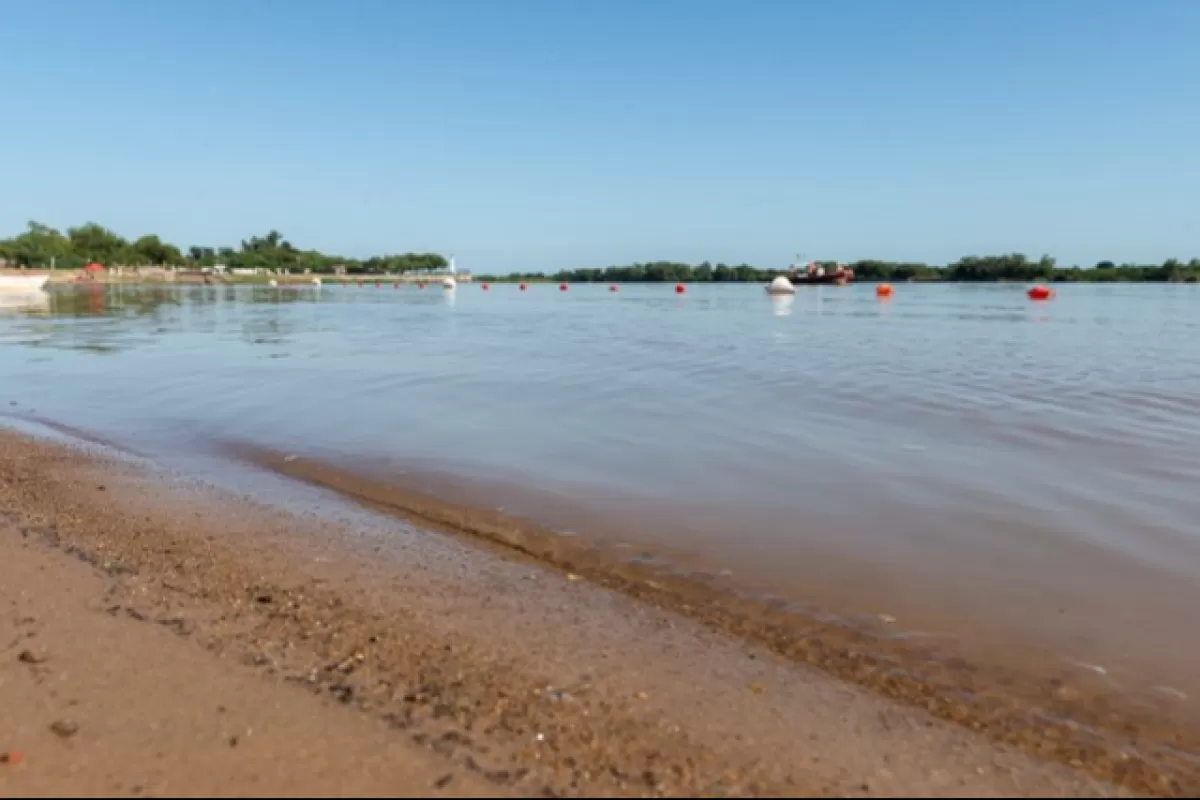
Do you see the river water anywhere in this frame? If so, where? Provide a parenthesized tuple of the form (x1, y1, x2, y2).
(4, 281, 1200, 701)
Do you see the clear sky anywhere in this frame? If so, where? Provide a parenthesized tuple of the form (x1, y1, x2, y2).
(1, 0, 1197, 272)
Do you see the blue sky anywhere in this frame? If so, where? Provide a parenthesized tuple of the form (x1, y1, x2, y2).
(1, 0, 1197, 272)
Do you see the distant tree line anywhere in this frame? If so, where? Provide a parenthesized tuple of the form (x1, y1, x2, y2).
(4, 221, 1198, 282)
(0, 221, 446, 275)
(482, 254, 1200, 284)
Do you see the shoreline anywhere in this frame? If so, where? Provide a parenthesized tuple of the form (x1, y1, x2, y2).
(11, 273, 1200, 287)
(0, 426, 1147, 797)
(232, 443, 1199, 794)
(36, 273, 470, 286)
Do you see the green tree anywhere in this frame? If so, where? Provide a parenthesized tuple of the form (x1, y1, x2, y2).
(131, 234, 182, 265)
(67, 222, 127, 264)
(2, 221, 73, 267)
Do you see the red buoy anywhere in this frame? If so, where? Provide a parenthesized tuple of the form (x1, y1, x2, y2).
(417, 282, 425, 289)
(1028, 284, 1054, 301)
(876, 282, 894, 298)
(519, 283, 527, 291)
(393, 281, 399, 289)
(482, 283, 490, 291)
(609, 284, 618, 292)
(675, 283, 686, 294)
(559, 283, 568, 292)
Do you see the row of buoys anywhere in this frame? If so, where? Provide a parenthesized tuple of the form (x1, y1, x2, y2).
(300, 281, 1057, 302)
(867, 281, 1057, 303)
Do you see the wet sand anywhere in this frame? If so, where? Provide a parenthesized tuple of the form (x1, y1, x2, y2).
(229, 444, 1200, 795)
(0, 427, 1169, 796)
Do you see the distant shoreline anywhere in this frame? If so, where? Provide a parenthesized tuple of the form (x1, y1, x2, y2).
(6, 220, 1199, 285)
(473, 273, 1200, 285)
(34, 272, 470, 287)
(22, 271, 1200, 286)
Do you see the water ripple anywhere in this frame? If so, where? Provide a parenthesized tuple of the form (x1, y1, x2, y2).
(6, 282, 1200, 695)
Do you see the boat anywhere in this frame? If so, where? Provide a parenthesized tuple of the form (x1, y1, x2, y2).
(789, 271, 852, 286)
(768, 257, 854, 289)
(442, 255, 457, 290)
(0, 273, 50, 292)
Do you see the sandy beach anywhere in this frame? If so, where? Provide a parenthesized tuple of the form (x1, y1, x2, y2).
(0, 427, 1182, 797)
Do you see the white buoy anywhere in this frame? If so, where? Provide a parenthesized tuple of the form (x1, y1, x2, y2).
(268, 279, 278, 288)
(311, 277, 322, 286)
(766, 276, 796, 295)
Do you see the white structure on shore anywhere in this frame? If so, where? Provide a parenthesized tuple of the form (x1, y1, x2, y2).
(0, 273, 50, 292)
(442, 255, 457, 290)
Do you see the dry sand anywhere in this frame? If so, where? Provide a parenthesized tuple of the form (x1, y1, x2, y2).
(0, 538, 492, 798)
(0, 428, 1162, 797)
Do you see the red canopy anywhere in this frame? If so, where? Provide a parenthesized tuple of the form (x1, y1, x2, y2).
(83, 262, 104, 272)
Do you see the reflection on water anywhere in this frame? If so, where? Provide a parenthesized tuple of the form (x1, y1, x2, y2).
(6, 282, 1200, 694)
(769, 294, 794, 317)
(0, 290, 50, 315)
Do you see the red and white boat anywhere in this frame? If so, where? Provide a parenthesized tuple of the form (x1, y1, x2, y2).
(787, 260, 854, 286)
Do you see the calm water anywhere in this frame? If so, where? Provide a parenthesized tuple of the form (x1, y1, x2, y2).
(5, 282, 1200, 692)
